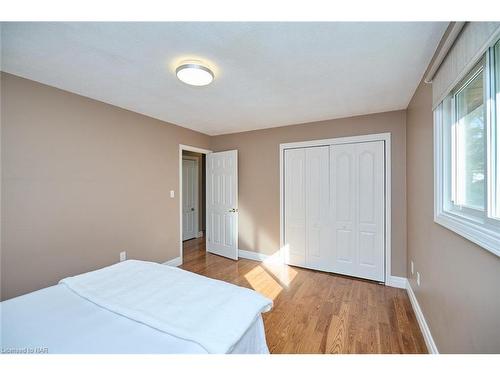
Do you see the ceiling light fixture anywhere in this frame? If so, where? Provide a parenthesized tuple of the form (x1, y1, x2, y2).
(176, 62, 214, 86)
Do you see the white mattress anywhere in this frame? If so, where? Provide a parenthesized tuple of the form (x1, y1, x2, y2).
(0, 284, 269, 354)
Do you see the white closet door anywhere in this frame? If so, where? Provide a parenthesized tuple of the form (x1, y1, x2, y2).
(330, 144, 357, 277)
(330, 141, 385, 282)
(356, 141, 384, 281)
(305, 146, 331, 271)
(284, 148, 306, 266)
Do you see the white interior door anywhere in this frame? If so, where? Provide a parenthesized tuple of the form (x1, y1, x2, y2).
(182, 158, 198, 241)
(331, 141, 385, 282)
(354, 141, 384, 281)
(284, 146, 332, 271)
(284, 148, 306, 266)
(330, 143, 357, 276)
(206, 150, 238, 260)
(305, 146, 331, 272)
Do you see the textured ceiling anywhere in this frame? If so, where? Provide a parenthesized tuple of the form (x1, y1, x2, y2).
(1, 22, 447, 135)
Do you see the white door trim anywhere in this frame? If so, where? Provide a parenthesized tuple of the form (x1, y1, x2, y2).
(178, 144, 212, 266)
(279, 132, 393, 284)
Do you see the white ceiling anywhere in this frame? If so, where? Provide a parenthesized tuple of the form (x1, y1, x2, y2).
(1, 22, 447, 135)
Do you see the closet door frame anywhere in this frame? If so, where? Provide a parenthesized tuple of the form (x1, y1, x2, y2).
(279, 132, 395, 286)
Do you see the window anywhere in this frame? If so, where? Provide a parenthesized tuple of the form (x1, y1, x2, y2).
(493, 40, 500, 220)
(434, 39, 500, 257)
(452, 59, 486, 211)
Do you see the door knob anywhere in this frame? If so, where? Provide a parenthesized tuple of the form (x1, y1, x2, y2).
(228, 208, 238, 213)
(191, 208, 195, 211)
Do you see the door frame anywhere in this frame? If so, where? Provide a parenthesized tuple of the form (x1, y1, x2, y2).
(279, 133, 393, 285)
(182, 155, 199, 241)
(178, 144, 212, 265)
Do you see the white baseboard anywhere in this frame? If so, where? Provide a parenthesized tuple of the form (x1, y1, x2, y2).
(385, 275, 407, 289)
(196, 231, 204, 238)
(406, 279, 439, 354)
(238, 249, 269, 262)
(163, 257, 182, 267)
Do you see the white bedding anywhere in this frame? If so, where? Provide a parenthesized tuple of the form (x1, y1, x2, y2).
(1, 262, 271, 354)
(59, 260, 272, 353)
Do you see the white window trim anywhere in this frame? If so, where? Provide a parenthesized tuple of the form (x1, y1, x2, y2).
(487, 43, 500, 220)
(434, 46, 500, 257)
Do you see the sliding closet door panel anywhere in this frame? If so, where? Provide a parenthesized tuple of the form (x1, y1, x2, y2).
(330, 144, 357, 276)
(284, 148, 306, 266)
(305, 146, 330, 271)
(356, 141, 384, 281)
(285, 139, 385, 282)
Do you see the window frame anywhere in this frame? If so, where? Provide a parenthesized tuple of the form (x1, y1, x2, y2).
(434, 40, 500, 257)
(449, 57, 487, 215)
(488, 40, 500, 221)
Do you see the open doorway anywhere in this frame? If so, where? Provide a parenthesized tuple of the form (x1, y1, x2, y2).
(182, 151, 205, 241)
(179, 145, 211, 265)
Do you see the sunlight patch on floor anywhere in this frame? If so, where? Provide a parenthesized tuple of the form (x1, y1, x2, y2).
(244, 259, 298, 300)
(244, 265, 283, 300)
(261, 262, 298, 288)
(259, 244, 298, 288)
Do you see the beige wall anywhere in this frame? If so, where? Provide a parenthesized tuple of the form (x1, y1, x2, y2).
(1, 73, 211, 300)
(406, 80, 500, 353)
(1, 73, 407, 302)
(210, 110, 407, 277)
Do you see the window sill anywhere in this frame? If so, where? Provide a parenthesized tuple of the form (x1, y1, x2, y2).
(434, 211, 500, 257)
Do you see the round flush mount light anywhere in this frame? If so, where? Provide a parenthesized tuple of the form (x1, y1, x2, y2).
(176, 62, 214, 86)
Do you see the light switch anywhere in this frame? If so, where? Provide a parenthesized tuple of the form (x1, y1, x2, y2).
(170, 190, 175, 198)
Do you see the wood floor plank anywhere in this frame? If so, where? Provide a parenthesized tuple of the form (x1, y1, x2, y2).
(325, 302, 350, 353)
(180, 237, 428, 354)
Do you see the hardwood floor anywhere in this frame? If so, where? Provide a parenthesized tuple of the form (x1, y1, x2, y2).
(181, 237, 427, 354)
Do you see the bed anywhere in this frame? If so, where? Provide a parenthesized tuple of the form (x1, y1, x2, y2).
(1, 260, 272, 354)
